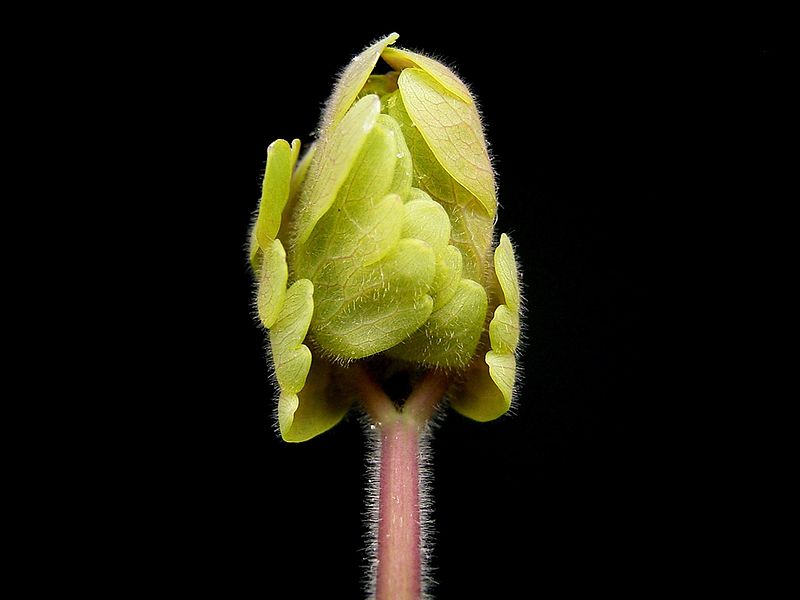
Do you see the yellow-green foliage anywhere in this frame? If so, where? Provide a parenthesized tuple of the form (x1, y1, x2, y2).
(251, 34, 522, 441)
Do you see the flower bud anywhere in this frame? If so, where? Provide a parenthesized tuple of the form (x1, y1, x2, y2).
(251, 33, 522, 441)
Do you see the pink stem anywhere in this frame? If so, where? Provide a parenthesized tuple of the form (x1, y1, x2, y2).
(375, 420, 422, 600)
(353, 368, 449, 600)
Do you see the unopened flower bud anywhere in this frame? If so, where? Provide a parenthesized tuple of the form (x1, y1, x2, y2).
(250, 33, 522, 441)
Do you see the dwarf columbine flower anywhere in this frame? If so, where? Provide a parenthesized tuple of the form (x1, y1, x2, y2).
(250, 32, 523, 600)
(251, 33, 522, 442)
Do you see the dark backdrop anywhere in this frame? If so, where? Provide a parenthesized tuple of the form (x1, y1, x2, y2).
(153, 20, 782, 599)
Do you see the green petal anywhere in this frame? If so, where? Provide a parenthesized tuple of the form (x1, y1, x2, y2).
(269, 279, 314, 394)
(495, 233, 521, 311)
(277, 358, 352, 443)
(255, 139, 294, 248)
(432, 245, 463, 310)
(321, 32, 399, 132)
(295, 114, 405, 285)
(401, 193, 451, 249)
(381, 46, 472, 104)
(293, 109, 438, 360)
(397, 68, 496, 217)
(294, 95, 381, 245)
(387, 278, 487, 368)
(358, 72, 399, 99)
(378, 114, 413, 199)
(256, 238, 289, 329)
(400, 192, 468, 308)
(451, 359, 511, 422)
(384, 90, 493, 281)
(313, 238, 436, 359)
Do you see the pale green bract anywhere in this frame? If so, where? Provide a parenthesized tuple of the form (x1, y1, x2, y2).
(250, 33, 523, 441)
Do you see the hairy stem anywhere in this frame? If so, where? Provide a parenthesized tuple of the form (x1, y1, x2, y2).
(375, 420, 422, 600)
(356, 369, 449, 600)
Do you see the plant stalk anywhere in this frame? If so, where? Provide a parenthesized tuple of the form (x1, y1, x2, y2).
(354, 368, 449, 600)
(375, 420, 422, 600)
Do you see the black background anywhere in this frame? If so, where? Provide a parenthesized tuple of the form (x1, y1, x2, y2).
(148, 18, 784, 599)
